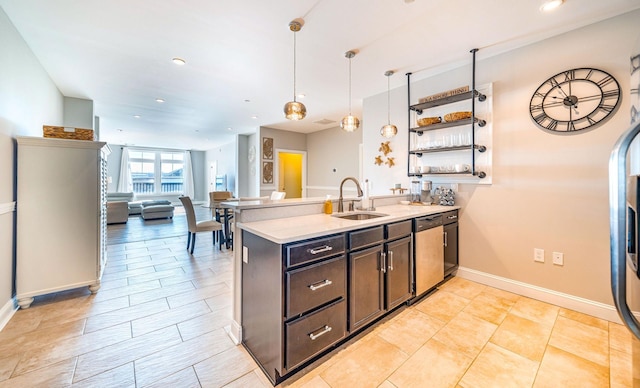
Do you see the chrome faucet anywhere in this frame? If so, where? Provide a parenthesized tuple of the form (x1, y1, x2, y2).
(338, 177, 363, 212)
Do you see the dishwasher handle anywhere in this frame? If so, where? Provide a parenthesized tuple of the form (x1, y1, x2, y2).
(415, 215, 443, 231)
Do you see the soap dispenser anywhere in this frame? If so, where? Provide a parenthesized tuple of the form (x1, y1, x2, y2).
(324, 195, 333, 214)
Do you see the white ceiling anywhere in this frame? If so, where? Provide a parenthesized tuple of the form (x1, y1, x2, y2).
(2, 0, 640, 150)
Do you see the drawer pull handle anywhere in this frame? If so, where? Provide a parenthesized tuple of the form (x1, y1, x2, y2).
(381, 252, 387, 273)
(309, 325, 332, 340)
(447, 215, 458, 220)
(388, 251, 394, 271)
(308, 245, 333, 255)
(309, 279, 332, 291)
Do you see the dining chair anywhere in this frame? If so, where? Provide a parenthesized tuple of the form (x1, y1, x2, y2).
(270, 191, 286, 200)
(178, 196, 223, 254)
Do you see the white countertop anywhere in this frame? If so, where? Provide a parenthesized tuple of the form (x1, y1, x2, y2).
(238, 204, 459, 244)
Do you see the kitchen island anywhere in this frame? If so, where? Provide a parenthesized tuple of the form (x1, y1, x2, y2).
(222, 196, 459, 384)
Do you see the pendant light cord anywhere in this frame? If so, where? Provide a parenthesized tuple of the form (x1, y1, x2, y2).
(387, 75, 391, 124)
(348, 56, 352, 115)
(293, 30, 297, 102)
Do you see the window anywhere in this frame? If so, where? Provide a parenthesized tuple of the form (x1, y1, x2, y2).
(129, 149, 184, 194)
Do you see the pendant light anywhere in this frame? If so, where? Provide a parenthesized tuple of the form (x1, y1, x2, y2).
(284, 20, 306, 120)
(380, 70, 398, 138)
(340, 50, 360, 132)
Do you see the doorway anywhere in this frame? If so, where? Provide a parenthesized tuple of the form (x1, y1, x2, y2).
(275, 149, 306, 198)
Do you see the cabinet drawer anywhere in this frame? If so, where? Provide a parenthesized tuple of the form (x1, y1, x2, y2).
(386, 220, 412, 241)
(349, 226, 384, 250)
(286, 255, 346, 318)
(286, 234, 345, 267)
(285, 299, 346, 371)
(442, 210, 459, 225)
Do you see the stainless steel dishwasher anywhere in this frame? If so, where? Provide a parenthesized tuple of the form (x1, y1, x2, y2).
(414, 214, 444, 298)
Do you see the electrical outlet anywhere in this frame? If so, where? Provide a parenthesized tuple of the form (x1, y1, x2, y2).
(534, 248, 544, 263)
(553, 252, 564, 266)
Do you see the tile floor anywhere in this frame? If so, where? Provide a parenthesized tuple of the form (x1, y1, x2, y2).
(0, 216, 639, 387)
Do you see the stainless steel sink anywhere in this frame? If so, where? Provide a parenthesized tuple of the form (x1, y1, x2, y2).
(332, 212, 388, 220)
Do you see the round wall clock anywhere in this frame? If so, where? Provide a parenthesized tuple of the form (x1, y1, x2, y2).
(529, 67, 621, 132)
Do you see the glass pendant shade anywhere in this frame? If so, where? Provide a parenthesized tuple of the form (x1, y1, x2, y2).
(284, 101, 306, 120)
(380, 70, 397, 138)
(341, 50, 360, 132)
(340, 115, 360, 132)
(380, 124, 397, 138)
(284, 20, 306, 120)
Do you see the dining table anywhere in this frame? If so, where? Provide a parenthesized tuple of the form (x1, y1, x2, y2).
(202, 199, 237, 249)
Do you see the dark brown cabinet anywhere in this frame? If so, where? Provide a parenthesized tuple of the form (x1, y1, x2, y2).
(348, 221, 413, 333)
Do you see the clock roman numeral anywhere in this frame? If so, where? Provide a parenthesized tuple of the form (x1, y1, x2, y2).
(546, 119, 558, 131)
(597, 75, 615, 88)
(533, 113, 548, 125)
(602, 90, 619, 99)
(563, 70, 575, 82)
(530, 103, 543, 112)
(567, 121, 576, 131)
(548, 78, 560, 89)
(598, 103, 615, 113)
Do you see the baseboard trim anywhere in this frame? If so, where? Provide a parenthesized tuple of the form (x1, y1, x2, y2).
(228, 319, 242, 345)
(0, 298, 17, 331)
(456, 266, 627, 324)
(0, 202, 16, 215)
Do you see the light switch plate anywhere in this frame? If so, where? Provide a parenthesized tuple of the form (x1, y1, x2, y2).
(534, 248, 544, 263)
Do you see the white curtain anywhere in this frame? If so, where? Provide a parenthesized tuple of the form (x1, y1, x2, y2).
(183, 150, 195, 198)
(117, 147, 133, 193)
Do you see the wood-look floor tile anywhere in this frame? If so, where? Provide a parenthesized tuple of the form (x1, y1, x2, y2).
(144, 366, 201, 388)
(388, 339, 473, 388)
(320, 336, 408, 388)
(193, 345, 256, 387)
(459, 342, 539, 387)
(376, 308, 445, 355)
(533, 345, 609, 388)
(128, 280, 196, 306)
(438, 277, 486, 300)
(0, 318, 87, 357)
(131, 300, 212, 337)
(126, 267, 187, 286)
(0, 354, 21, 382)
(509, 297, 559, 327)
(159, 268, 218, 288)
(84, 298, 169, 333)
(0, 357, 76, 388)
(71, 362, 135, 388)
(36, 295, 130, 330)
(98, 277, 130, 291)
(432, 311, 497, 359)
(75, 325, 181, 382)
(285, 375, 331, 388)
(177, 309, 232, 342)
(101, 265, 156, 282)
(92, 279, 162, 303)
(548, 315, 609, 367)
(414, 289, 470, 322)
(13, 322, 131, 376)
(133, 328, 234, 386)
(166, 281, 229, 309)
(490, 313, 552, 362)
(126, 255, 177, 270)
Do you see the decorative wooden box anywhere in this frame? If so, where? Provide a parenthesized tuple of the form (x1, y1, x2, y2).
(43, 125, 94, 141)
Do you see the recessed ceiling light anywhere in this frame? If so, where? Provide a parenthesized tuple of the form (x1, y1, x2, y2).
(155, 98, 165, 103)
(172, 57, 186, 65)
(540, 0, 564, 12)
(133, 115, 141, 119)
(251, 115, 258, 119)
(297, 93, 306, 99)
(227, 127, 233, 131)
(244, 99, 251, 103)
(117, 129, 124, 132)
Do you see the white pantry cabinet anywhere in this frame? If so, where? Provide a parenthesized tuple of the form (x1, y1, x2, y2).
(16, 137, 110, 308)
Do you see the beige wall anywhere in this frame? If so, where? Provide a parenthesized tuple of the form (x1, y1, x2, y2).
(307, 125, 362, 197)
(363, 10, 640, 305)
(258, 126, 307, 196)
(0, 7, 64, 317)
